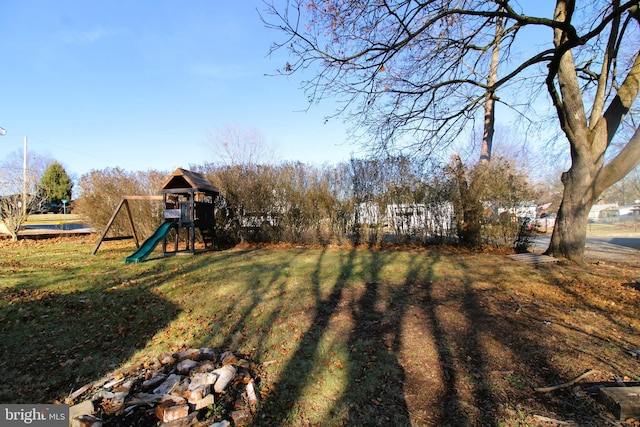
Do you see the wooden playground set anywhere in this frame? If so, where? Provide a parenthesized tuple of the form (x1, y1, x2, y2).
(92, 168, 220, 262)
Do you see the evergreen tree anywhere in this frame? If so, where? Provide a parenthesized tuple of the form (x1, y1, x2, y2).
(39, 162, 73, 204)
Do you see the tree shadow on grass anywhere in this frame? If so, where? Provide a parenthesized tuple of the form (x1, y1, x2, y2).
(184, 249, 629, 425)
(417, 256, 613, 425)
(340, 249, 417, 425)
(413, 256, 556, 426)
(0, 282, 180, 403)
(256, 248, 356, 424)
(191, 248, 305, 354)
(414, 278, 499, 426)
(254, 249, 427, 426)
(337, 249, 500, 426)
(79, 247, 613, 426)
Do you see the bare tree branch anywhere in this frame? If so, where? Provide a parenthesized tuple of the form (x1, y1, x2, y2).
(263, 0, 640, 263)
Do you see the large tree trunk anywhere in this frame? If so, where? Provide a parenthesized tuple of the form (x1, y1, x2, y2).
(452, 154, 484, 247)
(548, 126, 640, 263)
(453, 13, 503, 247)
(546, 167, 594, 264)
(480, 12, 502, 166)
(544, 1, 640, 264)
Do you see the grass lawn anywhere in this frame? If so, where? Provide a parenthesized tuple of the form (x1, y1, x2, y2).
(1, 237, 639, 426)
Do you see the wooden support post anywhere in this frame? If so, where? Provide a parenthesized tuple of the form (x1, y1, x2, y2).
(92, 199, 128, 255)
(92, 195, 163, 255)
(124, 199, 140, 248)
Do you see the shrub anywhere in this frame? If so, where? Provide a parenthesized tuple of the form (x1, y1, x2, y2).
(75, 168, 166, 240)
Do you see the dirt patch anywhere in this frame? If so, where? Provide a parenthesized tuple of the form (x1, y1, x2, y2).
(250, 257, 640, 426)
(344, 270, 640, 426)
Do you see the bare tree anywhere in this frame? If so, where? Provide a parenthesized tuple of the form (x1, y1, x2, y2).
(601, 164, 640, 204)
(205, 122, 279, 166)
(0, 149, 51, 241)
(263, 0, 640, 264)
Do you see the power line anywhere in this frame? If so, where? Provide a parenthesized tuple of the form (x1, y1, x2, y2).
(26, 135, 118, 163)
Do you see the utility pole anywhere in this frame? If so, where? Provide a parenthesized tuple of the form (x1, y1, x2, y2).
(23, 136, 27, 217)
(0, 129, 29, 217)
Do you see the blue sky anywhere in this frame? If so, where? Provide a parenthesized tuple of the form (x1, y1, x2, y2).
(0, 1, 358, 178)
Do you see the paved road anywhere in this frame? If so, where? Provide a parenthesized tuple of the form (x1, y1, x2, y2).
(532, 234, 640, 266)
(589, 236, 640, 250)
(533, 235, 640, 251)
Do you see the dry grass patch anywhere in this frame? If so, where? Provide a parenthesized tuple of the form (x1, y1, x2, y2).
(0, 237, 639, 426)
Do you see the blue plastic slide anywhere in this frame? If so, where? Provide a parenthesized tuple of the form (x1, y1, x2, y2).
(125, 221, 175, 263)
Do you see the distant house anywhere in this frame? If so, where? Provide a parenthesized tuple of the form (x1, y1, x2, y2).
(354, 202, 455, 236)
(496, 204, 537, 221)
(618, 204, 640, 220)
(355, 202, 381, 226)
(386, 203, 454, 235)
(588, 203, 619, 223)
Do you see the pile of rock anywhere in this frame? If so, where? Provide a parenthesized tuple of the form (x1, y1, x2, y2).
(66, 348, 259, 427)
